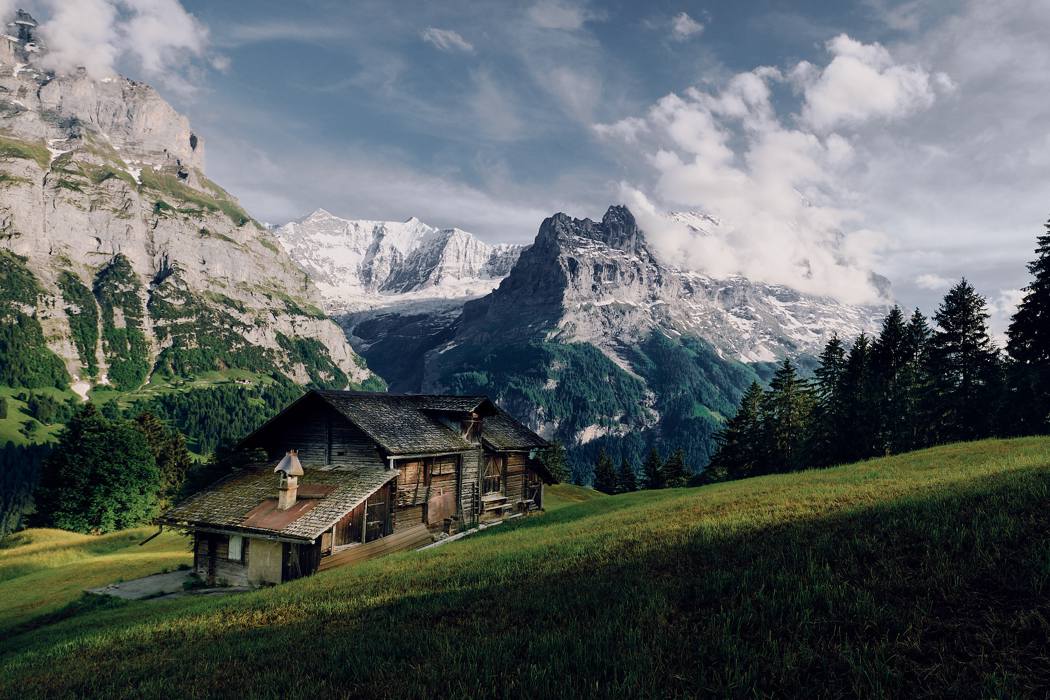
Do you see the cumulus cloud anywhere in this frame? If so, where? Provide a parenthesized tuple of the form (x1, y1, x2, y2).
(420, 27, 474, 53)
(594, 36, 947, 304)
(798, 34, 951, 131)
(36, 0, 207, 91)
(670, 12, 704, 41)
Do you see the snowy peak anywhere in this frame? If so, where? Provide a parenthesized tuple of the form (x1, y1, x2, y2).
(460, 205, 886, 364)
(275, 211, 525, 311)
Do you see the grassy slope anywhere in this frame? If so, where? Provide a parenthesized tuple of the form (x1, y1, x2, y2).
(0, 528, 189, 634)
(2, 438, 1050, 698)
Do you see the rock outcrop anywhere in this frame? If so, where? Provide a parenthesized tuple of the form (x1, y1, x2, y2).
(0, 12, 373, 391)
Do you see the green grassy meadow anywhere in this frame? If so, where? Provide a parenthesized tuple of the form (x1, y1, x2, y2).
(2, 438, 1050, 698)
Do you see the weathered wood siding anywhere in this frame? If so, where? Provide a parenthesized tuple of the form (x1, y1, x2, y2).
(505, 452, 526, 502)
(247, 396, 382, 469)
(193, 533, 251, 587)
(247, 538, 283, 585)
(459, 448, 481, 519)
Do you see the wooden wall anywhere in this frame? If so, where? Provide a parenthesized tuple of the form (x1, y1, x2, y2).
(193, 532, 251, 587)
(247, 397, 383, 470)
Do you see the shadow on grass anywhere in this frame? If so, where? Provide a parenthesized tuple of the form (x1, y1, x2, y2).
(3, 467, 1049, 699)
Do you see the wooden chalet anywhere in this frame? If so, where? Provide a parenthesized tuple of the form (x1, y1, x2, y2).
(158, 390, 553, 586)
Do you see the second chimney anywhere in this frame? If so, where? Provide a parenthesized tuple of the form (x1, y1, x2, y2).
(274, 450, 304, 510)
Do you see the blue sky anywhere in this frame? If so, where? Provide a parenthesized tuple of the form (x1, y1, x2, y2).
(22, 0, 1050, 329)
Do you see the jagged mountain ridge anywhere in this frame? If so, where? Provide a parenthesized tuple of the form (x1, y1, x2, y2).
(0, 12, 374, 394)
(275, 209, 524, 312)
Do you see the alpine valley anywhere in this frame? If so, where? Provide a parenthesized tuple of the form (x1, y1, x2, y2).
(278, 206, 888, 478)
(0, 10, 887, 481)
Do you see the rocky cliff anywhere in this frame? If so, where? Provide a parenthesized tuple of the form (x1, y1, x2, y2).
(0, 12, 374, 395)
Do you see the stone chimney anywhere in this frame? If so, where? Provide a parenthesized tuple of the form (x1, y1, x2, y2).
(274, 450, 304, 511)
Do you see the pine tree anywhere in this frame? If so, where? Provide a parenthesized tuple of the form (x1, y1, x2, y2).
(871, 307, 910, 454)
(1007, 221, 1050, 432)
(836, 334, 878, 462)
(663, 448, 688, 487)
(707, 381, 765, 480)
(900, 309, 933, 451)
(135, 411, 192, 503)
(592, 448, 618, 494)
(807, 337, 847, 467)
(617, 458, 638, 492)
(927, 279, 1002, 442)
(761, 358, 815, 472)
(537, 442, 571, 483)
(642, 448, 665, 489)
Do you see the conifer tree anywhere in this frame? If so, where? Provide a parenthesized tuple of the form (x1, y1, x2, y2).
(900, 309, 933, 451)
(663, 448, 688, 487)
(761, 358, 814, 472)
(836, 334, 878, 462)
(642, 448, 665, 489)
(927, 279, 1002, 441)
(807, 336, 847, 466)
(537, 442, 571, 483)
(617, 458, 638, 493)
(592, 448, 618, 494)
(708, 381, 765, 479)
(1007, 221, 1050, 432)
(871, 307, 911, 454)
(135, 411, 192, 504)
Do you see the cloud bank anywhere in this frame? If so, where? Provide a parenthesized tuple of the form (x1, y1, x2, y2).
(35, 0, 208, 91)
(595, 34, 951, 304)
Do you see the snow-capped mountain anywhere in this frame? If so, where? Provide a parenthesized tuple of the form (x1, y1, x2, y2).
(275, 210, 524, 312)
(442, 206, 888, 366)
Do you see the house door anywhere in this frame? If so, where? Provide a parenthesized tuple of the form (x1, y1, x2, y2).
(427, 475, 457, 526)
(364, 489, 389, 542)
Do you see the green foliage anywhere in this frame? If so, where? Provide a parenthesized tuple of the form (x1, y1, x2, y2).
(139, 167, 252, 226)
(536, 442, 570, 483)
(0, 251, 69, 390)
(148, 270, 276, 378)
(1007, 221, 1050, 432)
(616, 458, 638, 493)
(0, 397, 5, 420)
(591, 448, 617, 494)
(93, 255, 150, 391)
(0, 134, 50, 169)
(129, 381, 302, 455)
(34, 405, 161, 533)
(642, 448, 664, 489)
(134, 412, 193, 504)
(22, 393, 77, 425)
(4, 438, 1050, 697)
(0, 441, 50, 537)
(662, 448, 688, 487)
(276, 333, 349, 389)
(57, 271, 99, 377)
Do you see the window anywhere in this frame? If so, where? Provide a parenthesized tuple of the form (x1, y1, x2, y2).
(228, 535, 243, 562)
(483, 456, 504, 495)
(429, 458, 456, 476)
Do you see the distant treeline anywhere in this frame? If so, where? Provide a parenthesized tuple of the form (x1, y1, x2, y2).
(707, 223, 1050, 481)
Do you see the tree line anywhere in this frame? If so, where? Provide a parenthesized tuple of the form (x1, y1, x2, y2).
(706, 223, 1050, 481)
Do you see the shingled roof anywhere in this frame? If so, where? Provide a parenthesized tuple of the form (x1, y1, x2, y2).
(159, 464, 395, 542)
(481, 408, 549, 452)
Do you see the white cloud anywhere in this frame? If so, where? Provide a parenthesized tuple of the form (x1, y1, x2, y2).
(798, 34, 947, 131)
(527, 0, 597, 30)
(421, 27, 474, 53)
(594, 35, 949, 304)
(915, 273, 952, 290)
(670, 12, 704, 41)
(37, 0, 207, 91)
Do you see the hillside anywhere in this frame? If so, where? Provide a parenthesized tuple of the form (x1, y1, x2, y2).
(2, 437, 1049, 698)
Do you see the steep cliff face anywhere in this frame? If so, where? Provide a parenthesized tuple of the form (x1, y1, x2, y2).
(275, 209, 524, 312)
(0, 15, 373, 393)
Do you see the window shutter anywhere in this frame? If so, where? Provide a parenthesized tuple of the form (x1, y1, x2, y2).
(228, 535, 243, 561)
